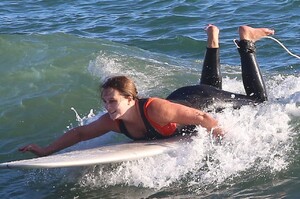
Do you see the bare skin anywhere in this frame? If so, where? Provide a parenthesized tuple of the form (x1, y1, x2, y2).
(239, 25, 275, 42)
(19, 89, 221, 156)
(205, 24, 219, 48)
(19, 24, 274, 157)
(206, 24, 275, 48)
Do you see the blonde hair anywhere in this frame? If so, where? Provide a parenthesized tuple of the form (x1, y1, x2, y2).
(100, 76, 138, 99)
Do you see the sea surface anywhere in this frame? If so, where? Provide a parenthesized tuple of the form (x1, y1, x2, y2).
(1, 0, 300, 198)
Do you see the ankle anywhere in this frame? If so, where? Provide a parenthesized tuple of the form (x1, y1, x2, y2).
(207, 40, 219, 48)
(206, 25, 219, 48)
(239, 25, 251, 41)
(236, 39, 256, 53)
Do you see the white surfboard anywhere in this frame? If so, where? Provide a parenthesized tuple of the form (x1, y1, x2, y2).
(0, 135, 192, 169)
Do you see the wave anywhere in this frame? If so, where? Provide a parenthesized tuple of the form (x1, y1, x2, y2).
(1, 32, 300, 198)
(71, 51, 300, 195)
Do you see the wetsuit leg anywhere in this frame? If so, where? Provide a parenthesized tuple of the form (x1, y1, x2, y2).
(166, 41, 267, 111)
(237, 40, 268, 102)
(200, 48, 222, 89)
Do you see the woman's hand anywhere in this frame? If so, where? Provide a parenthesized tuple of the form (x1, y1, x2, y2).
(211, 126, 225, 138)
(18, 114, 117, 157)
(19, 144, 48, 157)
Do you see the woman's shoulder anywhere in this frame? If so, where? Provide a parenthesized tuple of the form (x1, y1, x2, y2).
(144, 97, 168, 104)
(94, 113, 120, 132)
(142, 97, 169, 111)
(145, 97, 174, 114)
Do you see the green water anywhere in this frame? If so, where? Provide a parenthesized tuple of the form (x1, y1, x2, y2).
(1, 0, 300, 198)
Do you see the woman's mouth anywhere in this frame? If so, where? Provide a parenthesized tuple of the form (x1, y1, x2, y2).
(110, 110, 116, 115)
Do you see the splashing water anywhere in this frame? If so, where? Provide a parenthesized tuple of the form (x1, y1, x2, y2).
(64, 53, 300, 191)
(70, 107, 96, 126)
(74, 101, 296, 191)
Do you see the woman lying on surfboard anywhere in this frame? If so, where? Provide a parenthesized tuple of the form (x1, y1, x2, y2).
(19, 24, 274, 156)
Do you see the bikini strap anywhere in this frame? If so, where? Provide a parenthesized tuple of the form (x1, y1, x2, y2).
(118, 98, 171, 140)
(118, 120, 139, 140)
(138, 98, 167, 140)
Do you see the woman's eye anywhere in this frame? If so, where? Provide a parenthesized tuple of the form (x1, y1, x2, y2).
(109, 100, 117, 103)
(103, 98, 120, 105)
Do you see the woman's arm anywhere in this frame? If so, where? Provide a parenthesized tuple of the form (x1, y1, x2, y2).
(19, 113, 119, 156)
(147, 98, 223, 136)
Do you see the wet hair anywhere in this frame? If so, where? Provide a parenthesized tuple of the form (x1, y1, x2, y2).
(100, 76, 139, 100)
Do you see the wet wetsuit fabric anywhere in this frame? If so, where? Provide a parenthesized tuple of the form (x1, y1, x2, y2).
(238, 40, 268, 102)
(167, 40, 268, 110)
(200, 48, 222, 89)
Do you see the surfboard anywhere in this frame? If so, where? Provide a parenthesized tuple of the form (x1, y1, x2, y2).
(0, 135, 192, 169)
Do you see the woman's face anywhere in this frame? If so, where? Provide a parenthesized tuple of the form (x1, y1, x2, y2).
(102, 88, 132, 120)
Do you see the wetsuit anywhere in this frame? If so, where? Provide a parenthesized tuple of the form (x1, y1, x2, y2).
(119, 40, 268, 140)
(167, 40, 268, 111)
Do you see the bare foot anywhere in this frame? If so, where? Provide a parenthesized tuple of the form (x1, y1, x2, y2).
(239, 25, 275, 42)
(205, 24, 219, 48)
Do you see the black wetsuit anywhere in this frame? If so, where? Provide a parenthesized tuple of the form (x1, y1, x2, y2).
(166, 40, 268, 111)
(119, 40, 268, 140)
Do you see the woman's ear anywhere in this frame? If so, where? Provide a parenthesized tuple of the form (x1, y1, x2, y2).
(126, 96, 134, 105)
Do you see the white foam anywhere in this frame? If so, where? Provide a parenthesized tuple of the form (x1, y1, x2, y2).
(75, 101, 296, 189)
(77, 54, 299, 190)
(87, 51, 200, 97)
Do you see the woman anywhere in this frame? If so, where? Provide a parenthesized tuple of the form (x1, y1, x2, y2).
(19, 25, 274, 156)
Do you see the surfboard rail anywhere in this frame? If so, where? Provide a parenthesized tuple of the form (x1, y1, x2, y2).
(0, 135, 193, 169)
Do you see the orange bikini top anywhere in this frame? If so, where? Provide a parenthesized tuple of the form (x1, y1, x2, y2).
(117, 98, 178, 140)
(143, 98, 177, 136)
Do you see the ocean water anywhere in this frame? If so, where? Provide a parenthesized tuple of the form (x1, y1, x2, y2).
(1, 0, 300, 198)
